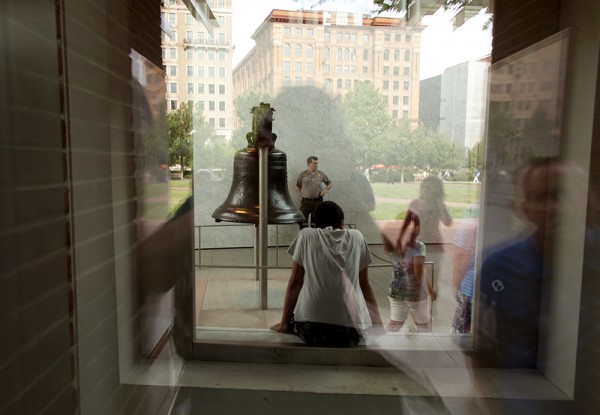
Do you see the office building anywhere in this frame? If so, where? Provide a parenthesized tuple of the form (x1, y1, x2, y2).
(162, 0, 233, 138)
(233, 9, 423, 128)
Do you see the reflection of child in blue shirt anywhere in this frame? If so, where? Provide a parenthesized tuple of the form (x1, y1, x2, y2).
(384, 210, 437, 332)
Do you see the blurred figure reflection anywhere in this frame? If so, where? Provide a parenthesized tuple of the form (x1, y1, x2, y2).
(478, 157, 579, 368)
(408, 176, 453, 244)
(384, 210, 437, 332)
(451, 204, 479, 334)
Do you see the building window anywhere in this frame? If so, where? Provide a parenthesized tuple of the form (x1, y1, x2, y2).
(186, 49, 194, 59)
(283, 76, 291, 86)
(336, 48, 342, 60)
(323, 64, 330, 73)
(403, 110, 408, 118)
(169, 48, 176, 59)
(218, 33, 225, 44)
(325, 78, 332, 90)
(351, 48, 356, 61)
(219, 50, 225, 60)
(363, 50, 368, 60)
(187, 65, 194, 76)
(345, 79, 351, 89)
(186, 30, 193, 42)
(306, 62, 313, 72)
(295, 77, 302, 86)
(198, 83, 205, 93)
(208, 50, 215, 60)
(188, 99, 194, 107)
(325, 31, 331, 41)
(363, 66, 368, 74)
(198, 100, 205, 110)
(363, 34, 369, 43)
(198, 66, 205, 77)
(337, 32, 343, 42)
(208, 67, 215, 77)
(337, 79, 342, 88)
(384, 49, 390, 60)
(384, 33, 391, 42)
(394, 67, 399, 76)
(284, 43, 291, 57)
(395, 34, 402, 42)
(403, 96, 409, 105)
(350, 65, 356, 73)
(343, 48, 349, 60)
(170, 100, 177, 110)
(336, 65, 342, 73)
(209, 84, 215, 94)
(324, 47, 330, 60)
(218, 16, 225, 25)
(293, 62, 301, 72)
(169, 65, 177, 76)
(284, 27, 291, 36)
(351, 33, 357, 42)
(383, 95, 388, 104)
(296, 28, 302, 37)
(383, 80, 389, 90)
(197, 49, 204, 59)
(393, 96, 399, 105)
(219, 67, 225, 77)
(197, 32, 204, 43)
(393, 110, 398, 118)
(170, 82, 177, 93)
(404, 67, 410, 76)
(383, 66, 389, 75)
(393, 81, 399, 90)
(219, 101, 225, 111)
(306, 45, 314, 58)
(344, 33, 350, 42)
(295, 44, 302, 58)
(307, 28, 314, 37)
(219, 84, 225, 94)
(406, 34, 412, 42)
(187, 83, 194, 93)
(219, 118, 225, 128)
(209, 118, 215, 126)
(168, 12, 176, 25)
(186, 12, 194, 24)
(394, 49, 400, 61)
(306, 77, 313, 86)
(404, 81, 409, 91)
(283, 61, 290, 71)
(209, 101, 215, 111)
(405, 50, 411, 61)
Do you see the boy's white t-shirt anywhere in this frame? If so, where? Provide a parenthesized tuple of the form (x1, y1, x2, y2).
(287, 227, 373, 328)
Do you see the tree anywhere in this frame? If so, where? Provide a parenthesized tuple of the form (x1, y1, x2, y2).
(233, 90, 274, 149)
(167, 103, 193, 179)
(342, 82, 391, 168)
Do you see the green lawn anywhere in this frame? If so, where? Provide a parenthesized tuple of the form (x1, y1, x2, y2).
(369, 181, 481, 221)
(161, 180, 479, 222)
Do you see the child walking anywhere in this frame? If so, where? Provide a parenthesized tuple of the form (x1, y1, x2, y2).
(385, 210, 437, 332)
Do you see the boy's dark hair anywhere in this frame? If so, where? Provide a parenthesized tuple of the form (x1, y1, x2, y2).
(307, 156, 318, 165)
(312, 201, 344, 229)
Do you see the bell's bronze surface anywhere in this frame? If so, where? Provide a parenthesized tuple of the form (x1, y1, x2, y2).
(212, 103, 304, 224)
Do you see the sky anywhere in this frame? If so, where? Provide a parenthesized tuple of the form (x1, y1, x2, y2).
(231, 0, 492, 78)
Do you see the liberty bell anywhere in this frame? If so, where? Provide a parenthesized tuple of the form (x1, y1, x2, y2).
(212, 103, 304, 224)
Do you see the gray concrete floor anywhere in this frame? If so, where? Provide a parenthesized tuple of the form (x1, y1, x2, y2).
(195, 244, 458, 334)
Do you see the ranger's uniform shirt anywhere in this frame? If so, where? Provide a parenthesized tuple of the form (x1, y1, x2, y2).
(297, 170, 330, 199)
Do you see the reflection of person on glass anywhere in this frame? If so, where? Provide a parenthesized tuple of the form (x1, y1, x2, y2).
(295, 156, 332, 222)
(479, 157, 565, 367)
(408, 176, 452, 244)
(451, 205, 479, 334)
(270, 201, 382, 347)
(384, 210, 437, 332)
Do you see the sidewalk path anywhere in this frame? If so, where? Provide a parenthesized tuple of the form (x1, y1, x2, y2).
(375, 197, 475, 207)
